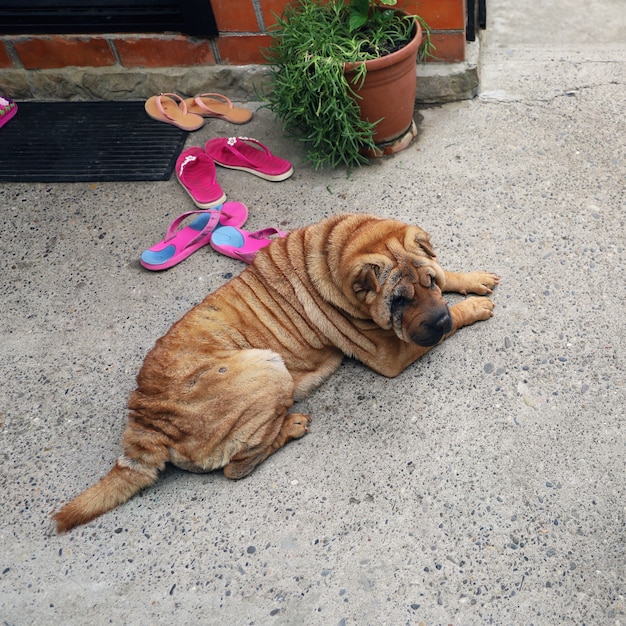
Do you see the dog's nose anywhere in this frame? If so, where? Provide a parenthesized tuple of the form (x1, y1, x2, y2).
(409, 308, 453, 347)
(431, 311, 452, 334)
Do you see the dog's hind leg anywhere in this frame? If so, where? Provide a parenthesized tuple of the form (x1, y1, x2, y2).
(223, 412, 311, 479)
(220, 350, 310, 479)
(163, 348, 310, 480)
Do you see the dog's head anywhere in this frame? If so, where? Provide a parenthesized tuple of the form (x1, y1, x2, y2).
(326, 216, 452, 347)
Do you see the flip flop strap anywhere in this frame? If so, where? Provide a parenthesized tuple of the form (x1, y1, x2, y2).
(225, 137, 271, 166)
(193, 93, 233, 113)
(235, 228, 286, 263)
(164, 209, 221, 244)
(177, 150, 210, 178)
(156, 93, 189, 120)
(250, 227, 286, 240)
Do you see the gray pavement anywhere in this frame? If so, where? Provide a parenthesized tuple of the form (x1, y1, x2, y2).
(1, 0, 624, 623)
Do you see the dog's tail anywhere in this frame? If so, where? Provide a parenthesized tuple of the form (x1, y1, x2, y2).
(52, 455, 162, 533)
(52, 406, 172, 533)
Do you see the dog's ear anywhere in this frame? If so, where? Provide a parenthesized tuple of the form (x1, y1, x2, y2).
(351, 256, 391, 303)
(352, 264, 380, 303)
(408, 226, 436, 259)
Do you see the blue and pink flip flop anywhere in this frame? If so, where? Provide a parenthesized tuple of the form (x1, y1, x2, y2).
(210, 226, 287, 264)
(140, 202, 248, 271)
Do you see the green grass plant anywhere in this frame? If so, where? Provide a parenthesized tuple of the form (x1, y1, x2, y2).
(264, 0, 431, 169)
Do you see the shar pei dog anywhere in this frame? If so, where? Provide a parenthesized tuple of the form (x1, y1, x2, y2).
(53, 213, 499, 532)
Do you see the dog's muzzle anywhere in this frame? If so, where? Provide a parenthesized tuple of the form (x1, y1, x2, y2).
(409, 308, 452, 347)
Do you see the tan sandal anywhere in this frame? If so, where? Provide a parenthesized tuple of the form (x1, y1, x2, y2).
(144, 93, 204, 131)
(183, 93, 253, 124)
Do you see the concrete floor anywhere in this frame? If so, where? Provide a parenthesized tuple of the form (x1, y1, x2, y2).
(1, 0, 624, 623)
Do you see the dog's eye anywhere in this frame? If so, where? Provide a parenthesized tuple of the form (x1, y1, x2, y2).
(429, 275, 437, 289)
(391, 295, 411, 314)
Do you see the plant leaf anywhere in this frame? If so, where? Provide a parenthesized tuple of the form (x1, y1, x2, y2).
(348, 11, 368, 32)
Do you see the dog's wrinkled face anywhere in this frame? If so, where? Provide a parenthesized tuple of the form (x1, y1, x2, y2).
(349, 225, 452, 347)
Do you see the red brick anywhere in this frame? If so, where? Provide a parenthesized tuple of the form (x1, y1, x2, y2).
(404, 0, 466, 31)
(217, 34, 274, 64)
(13, 36, 115, 69)
(115, 36, 215, 68)
(260, 0, 292, 30)
(0, 41, 13, 68)
(212, 0, 259, 32)
(427, 31, 466, 63)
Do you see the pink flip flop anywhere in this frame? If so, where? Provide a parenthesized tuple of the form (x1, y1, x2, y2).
(210, 225, 288, 263)
(144, 93, 204, 131)
(140, 202, 248, 271)
(0, 96, 17, 129)
(176, 146, 226, 208)
(183, 93, 253, 124)
(204, 137, 294, 182)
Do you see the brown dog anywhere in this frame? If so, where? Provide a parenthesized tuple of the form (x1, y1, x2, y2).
(52, 213, 499, 532)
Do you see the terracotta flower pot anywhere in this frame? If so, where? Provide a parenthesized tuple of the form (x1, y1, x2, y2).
(344, 15, 423, 149)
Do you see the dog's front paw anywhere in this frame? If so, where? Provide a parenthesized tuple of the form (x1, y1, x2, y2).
(465, 296, 496, 321)
(464, 272, 500, 295)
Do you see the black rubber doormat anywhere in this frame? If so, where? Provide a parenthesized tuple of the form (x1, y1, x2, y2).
(0, 101, 188, 182)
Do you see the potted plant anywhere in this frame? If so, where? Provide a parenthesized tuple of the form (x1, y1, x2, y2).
(264, 0, 433, 169)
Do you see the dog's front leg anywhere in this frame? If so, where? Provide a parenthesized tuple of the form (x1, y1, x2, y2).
(357, 296, 495, 378)
(442, 270, 499, 295)
(447, 296, 495, 330)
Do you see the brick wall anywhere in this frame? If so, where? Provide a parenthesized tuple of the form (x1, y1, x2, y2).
(0, 0, 467, 72)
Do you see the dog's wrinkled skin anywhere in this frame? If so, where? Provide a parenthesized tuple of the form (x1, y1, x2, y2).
(53, 214, 499, 532)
